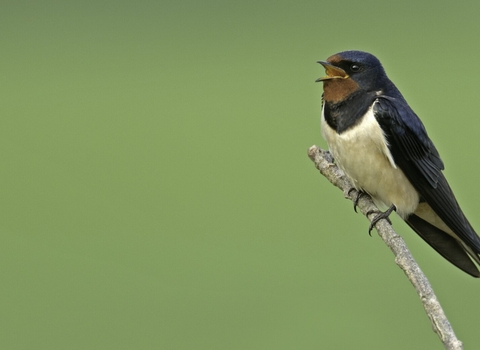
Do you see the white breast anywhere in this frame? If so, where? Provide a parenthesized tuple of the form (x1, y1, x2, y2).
(321, 103, 419, 218)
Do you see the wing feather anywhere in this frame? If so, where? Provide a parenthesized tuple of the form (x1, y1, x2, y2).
(373, 96, 480, 254)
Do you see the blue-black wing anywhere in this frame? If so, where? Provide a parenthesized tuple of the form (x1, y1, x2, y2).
(373, 96, 480, 275)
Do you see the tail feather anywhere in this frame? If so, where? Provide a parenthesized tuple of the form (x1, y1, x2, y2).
(405, 214, 480, 277)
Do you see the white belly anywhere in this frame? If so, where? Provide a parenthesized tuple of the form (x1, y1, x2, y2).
(321, 104, 419, 218)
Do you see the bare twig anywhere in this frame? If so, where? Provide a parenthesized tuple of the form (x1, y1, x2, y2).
(308, 145, 463, 350)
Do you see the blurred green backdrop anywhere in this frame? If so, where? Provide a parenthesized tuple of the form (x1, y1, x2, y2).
(1, 1, 480, 349)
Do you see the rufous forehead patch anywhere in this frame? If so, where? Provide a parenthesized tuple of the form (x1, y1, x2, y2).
(326, 54, 343, 64)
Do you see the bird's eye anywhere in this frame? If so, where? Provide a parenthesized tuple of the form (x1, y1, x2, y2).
(350, 64, 361, 72)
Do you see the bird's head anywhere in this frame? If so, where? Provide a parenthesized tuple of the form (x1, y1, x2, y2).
(316, 50, 388, 103)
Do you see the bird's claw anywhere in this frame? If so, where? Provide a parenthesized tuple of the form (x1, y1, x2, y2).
(348, 188, 365, 213)
(367, 204, 396, 236)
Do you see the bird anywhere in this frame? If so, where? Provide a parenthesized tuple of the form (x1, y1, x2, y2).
(316, 50, 480, 277)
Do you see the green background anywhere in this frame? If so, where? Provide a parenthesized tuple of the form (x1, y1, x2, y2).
(2, 1, 480, 349)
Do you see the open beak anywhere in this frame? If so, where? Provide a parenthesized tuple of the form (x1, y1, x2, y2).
(315, 61, 349, 82)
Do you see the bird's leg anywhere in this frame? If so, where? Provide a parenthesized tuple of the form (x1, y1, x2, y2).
(367, 204, 396, 235)
(347, 188, 366, 213)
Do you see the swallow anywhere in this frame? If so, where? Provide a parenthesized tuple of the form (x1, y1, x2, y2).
(316, 50, 480, 277)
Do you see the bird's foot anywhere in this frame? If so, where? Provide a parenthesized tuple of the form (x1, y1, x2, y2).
(347, 188, 366, 213)
(367, 204, 396, 236)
